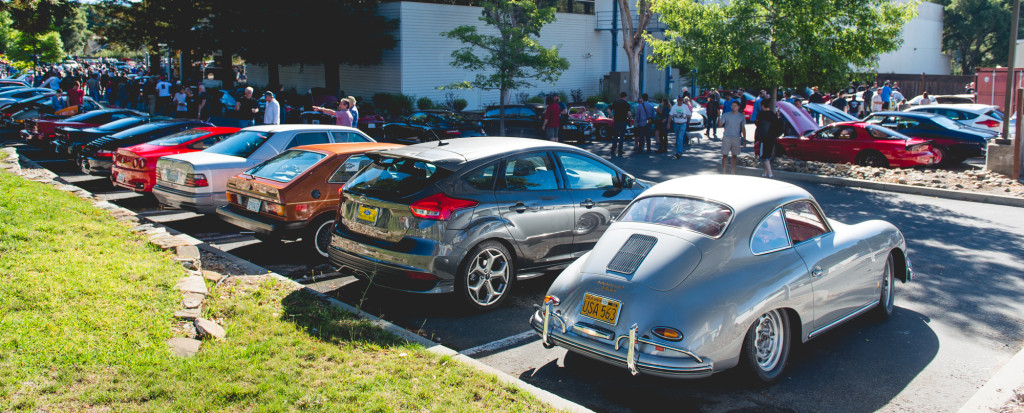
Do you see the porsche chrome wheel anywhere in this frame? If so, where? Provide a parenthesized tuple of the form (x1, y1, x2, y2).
(742, 308, 791, 384)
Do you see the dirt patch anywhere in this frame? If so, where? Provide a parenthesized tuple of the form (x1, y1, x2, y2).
(739, 155, 1024, 198)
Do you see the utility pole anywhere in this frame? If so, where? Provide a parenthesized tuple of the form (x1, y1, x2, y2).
(1000, 0, 1020, 144)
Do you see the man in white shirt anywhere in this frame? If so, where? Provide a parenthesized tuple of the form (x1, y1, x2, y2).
(155, 77, 172, 115)
(263, 91, 280, 125)
(671, 96, 692, 159)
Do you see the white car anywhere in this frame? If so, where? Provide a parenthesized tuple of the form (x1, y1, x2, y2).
(153, 125, 375, 214)
(905, 104, 1003, 133)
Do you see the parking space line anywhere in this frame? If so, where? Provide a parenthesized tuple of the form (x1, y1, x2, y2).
(460, 330, 538, 358)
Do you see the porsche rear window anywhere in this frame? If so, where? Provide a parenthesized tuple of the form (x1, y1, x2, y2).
(618, 196, 732, 238)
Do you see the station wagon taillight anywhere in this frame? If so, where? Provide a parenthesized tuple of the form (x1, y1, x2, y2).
(409, 193, 478, 220)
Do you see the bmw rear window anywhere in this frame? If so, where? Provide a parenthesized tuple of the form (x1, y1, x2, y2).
(205, 130, 270, 158)
(345, 157, 450, 199)
(619, 196, 733, 238)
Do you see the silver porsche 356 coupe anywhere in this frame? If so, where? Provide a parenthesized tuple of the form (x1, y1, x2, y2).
(531, 175, 913, 383)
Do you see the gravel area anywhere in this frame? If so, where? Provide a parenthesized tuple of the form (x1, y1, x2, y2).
(738, 155, 1024, 198)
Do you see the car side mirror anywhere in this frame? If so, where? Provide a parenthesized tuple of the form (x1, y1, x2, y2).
(617, 174, 635, 189)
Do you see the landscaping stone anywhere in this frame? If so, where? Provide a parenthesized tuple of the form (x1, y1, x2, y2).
(176, 276, 208, 295)
(194, 318, 226, 340)
(202, 270, 224, 283)
(182, 292, 205, 309)
(166, 337, 201, 357)
(175, 245, 200, 261)
(174, 308, 202, 320)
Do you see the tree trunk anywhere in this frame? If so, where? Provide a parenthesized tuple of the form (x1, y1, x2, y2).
(150, 51, 162, 76)
(324, 57, 340, 97)
(625, 50, 641, 100)
(218, 53, 234, 91)
(499, 87, 507, 136)
(267, 59, 280, 90)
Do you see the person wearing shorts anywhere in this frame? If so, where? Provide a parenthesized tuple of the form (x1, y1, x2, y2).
(718, 101, 746, 174)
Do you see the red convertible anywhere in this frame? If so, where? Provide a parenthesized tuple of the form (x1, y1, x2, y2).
(22, 109, 143, 146)
(777, 121, 937, 168)
(111, 126, 239, 192)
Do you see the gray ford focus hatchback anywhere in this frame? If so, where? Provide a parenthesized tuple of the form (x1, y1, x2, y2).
(328, 137, 648, 310)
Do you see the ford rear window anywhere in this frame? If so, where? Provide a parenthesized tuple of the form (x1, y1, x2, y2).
(345, 157, 449, 198)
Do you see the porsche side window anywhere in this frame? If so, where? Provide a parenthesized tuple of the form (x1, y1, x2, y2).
(751, 209, 791, 255)
(783, 201, 829, 244)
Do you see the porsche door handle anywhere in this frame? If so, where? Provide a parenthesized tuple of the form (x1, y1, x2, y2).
(810, 267, 823, 278)
(510, 202, 527, 213)
(580, 199, 596, 209)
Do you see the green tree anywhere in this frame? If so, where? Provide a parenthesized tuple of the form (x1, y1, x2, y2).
(615, 0, 654, 100)
(57, 4, 89, 56)
(0, 11, 15, 54)
(2, 0, 75, 35)
(443, 0, 570, 135)
(647, 0, 916, 101)
(8, 31, 64, 63)
(942, 0, 1023, 74)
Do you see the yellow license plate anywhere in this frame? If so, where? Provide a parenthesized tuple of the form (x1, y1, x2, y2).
(356, 204, 379, 224)
(580, 293, 621, 325)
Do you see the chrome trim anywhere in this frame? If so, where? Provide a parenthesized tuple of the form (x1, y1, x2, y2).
(540, 330, 714, 377)
(539, 303, 567, 347)
(625, 324, 639, 375)
(572, 322, 614, 340)
(750, 208, 793, 256)
(807, 300, 880, 339)
(905, 255, 914, 282)
(613, 327, 705, 366)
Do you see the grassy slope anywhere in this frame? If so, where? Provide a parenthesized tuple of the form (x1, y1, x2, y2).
(0, 169, 549, 412)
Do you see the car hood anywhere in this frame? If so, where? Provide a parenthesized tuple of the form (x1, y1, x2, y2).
(776, 101, 820, 136)
(162, 151, 248, 170)
(576, 225, 702, 292)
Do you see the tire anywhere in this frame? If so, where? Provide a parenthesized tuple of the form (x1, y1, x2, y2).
(304, 215, 335, 259)
(873, 253, 895, 320)
(856, 151, 889, 168)
(595, 125, 610, 140)
(456, 240, 515, 311)
(932, 145, 950, 167)
(741, 309, 791, 385)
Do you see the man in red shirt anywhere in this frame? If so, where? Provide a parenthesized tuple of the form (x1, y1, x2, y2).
(67, 81, 85, 107)
(541, 95, 561, 141)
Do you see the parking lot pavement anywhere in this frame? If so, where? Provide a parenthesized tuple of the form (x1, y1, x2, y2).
(7, 133, 1024, 412)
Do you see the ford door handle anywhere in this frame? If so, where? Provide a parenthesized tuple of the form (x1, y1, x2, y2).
(810, 267, 823, 278)
(510, 202, 527, 213)
(580, 199, 596, 209)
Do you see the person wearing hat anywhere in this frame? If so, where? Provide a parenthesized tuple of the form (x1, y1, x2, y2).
(264, 91, 281, 125)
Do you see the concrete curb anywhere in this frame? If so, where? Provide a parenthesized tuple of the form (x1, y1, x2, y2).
(958, 345, 1024, 412)
(734, 166, 1024, 208)
(192, 243, 593, 413)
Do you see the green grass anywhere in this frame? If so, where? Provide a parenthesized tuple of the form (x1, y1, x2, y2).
(0, 170, 551, 412)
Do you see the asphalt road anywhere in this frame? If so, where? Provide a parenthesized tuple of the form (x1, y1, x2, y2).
(7, 133, 1024, 413)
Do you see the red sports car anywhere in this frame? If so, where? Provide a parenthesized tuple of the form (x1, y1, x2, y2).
(111, 126, 239, 192)
(777, 121, 938, 168)
(23, 109, 143, 146)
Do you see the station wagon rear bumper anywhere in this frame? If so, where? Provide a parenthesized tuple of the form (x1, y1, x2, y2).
(216, 205, 307, 238)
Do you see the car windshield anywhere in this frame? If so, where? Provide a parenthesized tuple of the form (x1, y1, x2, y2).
(149, 129, 209, 146)
(618, 196, 733, 238)
(865, 125, 909, 140)
(345, 156, 449, 199)
(245, 149, 326, 183)
(437, 112, 470, 123)
(97, 117, 146, 131)
(204, 130, 270, 158)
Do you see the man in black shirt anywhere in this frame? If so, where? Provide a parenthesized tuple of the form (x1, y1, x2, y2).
(235, 87, 259, 126)
(610, 92, 631, 156)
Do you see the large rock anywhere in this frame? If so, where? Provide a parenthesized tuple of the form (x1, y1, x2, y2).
(166, 337, 201, 357)
(174, 308, 202, 320)
(201, 270, 224, 283)
(182, 292, 205, 309)
(176, 276, 208, 295)
(194, 318, 226, 340)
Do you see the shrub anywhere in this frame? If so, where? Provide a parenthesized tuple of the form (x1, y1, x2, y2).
(571, 89, 584, 104)
(527, 96, 544, 104)
(417, 96, 434, 110)
(452, 98, 468, 112)
(585, 95, 601, 107)
(515, 92, 530, 104)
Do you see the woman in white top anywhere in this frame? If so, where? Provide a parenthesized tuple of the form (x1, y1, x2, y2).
(871, 90, 884, 112)
(920, 91, 934, 105)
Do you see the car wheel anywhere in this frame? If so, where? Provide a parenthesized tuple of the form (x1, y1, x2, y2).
(457, 240, 514, 311)
(874, 253, 895, 320)
(304, 215, 335, 259)
(596, 125, 610, 140)
(856, 151, 890, 168)
(931, 145, 949, 166)
(741, 309, 791, 384)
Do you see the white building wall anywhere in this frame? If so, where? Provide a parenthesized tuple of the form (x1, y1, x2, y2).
(876, 1, 951, 75)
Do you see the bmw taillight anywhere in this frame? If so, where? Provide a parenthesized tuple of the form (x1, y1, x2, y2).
(975, 119, 1000, 128)
(184, 173, 208, 187)
(409, 193, 478, 220)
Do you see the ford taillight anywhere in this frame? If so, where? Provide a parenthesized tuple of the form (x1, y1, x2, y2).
(409, 193, 478, 220)
(975, 119, 1000, 128)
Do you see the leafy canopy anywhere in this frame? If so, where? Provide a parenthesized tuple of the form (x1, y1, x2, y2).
(647, 0, 917, 91)
(941, 0, 1023, 74)
(442, 0, 570, 93)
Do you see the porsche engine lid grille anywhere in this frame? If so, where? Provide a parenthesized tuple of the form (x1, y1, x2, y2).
(606, 234, 657, 275)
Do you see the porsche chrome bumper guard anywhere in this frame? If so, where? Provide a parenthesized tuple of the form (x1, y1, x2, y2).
(533, 307, 712, 378)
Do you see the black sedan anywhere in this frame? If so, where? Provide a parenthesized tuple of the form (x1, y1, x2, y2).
(862, 111, 995, 165)
(54, 116, 169, 159)
(383, 110, 485, 144)
(482, 104, 594, 143)
(78, 119, 212, 175)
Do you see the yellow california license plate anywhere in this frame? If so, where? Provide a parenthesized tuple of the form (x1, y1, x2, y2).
(580, 293, 621, 325)
(356, 204, 379, 224)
